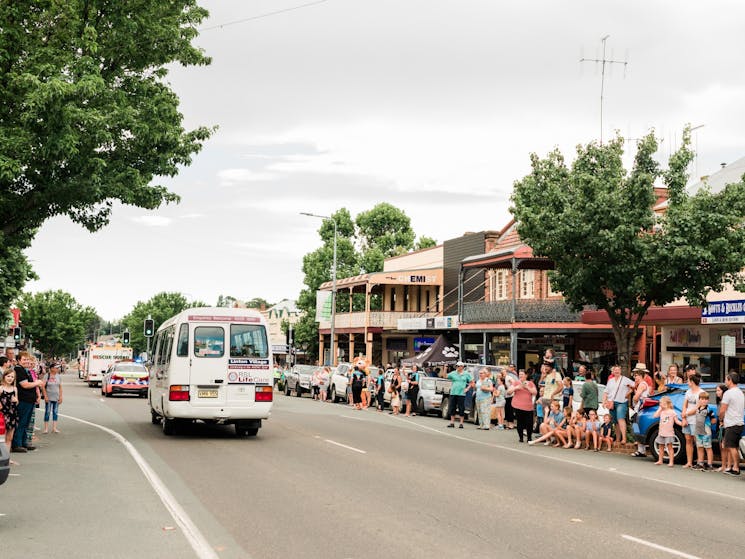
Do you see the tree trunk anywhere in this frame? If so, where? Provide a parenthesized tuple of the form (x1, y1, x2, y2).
(610, 320, 637, 376)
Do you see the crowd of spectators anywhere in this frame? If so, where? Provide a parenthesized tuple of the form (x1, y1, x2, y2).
(1, 348, 64, 467)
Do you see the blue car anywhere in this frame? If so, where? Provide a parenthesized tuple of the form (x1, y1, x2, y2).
(633, 383, 745, 464)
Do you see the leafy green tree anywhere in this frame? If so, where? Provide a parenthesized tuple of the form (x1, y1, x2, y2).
(216, 295, 238, 308)
(291, 313, 319, 363)
(122, 292, 207, 355)
(18, 290, 98, 357)
(246, 297, 272, 310)
(295, 209, 359, 358)
(359, 246, 385, 275)
(0, 1, 213, 309)
(0, 250, 37, 317)
(511, 129, 745, 370)
(415, 236, 437, 250)
(356, 203, 416, 272)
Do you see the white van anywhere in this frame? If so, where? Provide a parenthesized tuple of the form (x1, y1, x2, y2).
(148, 307, 273, 437)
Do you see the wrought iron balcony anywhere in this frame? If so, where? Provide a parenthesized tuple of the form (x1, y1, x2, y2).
(462, 300, 582, 323)
(319, 311, 441, 330)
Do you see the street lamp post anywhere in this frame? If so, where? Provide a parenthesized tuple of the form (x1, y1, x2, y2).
(301, 212, 337, 366)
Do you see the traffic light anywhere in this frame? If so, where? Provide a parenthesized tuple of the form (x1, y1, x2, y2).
(144, 319, 154, 337)
(13, 327, 21, 341)
(123, 331, 130, 345)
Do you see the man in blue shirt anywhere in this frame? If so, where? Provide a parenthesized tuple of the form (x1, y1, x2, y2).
(447, 362, 474, 429)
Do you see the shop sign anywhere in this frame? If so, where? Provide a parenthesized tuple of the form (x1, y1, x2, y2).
(668, 327, 705, 347)
(397, 315, 459, 330)
(722, 335, 737, 357)
(414, 337, 436, 352)
(701, 300, 745, 324)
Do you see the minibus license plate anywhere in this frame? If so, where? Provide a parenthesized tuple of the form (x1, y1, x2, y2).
(198, 389, 218, 398)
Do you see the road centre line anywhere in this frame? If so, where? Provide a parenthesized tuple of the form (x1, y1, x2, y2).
(324, 439, 367, 454)
(340, 414, 367, 421)
(385, 414, 745, 504)
(621, 534, 702, 559)
(61, 414, 220, 559)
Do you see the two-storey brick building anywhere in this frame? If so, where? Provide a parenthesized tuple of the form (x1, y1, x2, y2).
(456, 220, 618, 371)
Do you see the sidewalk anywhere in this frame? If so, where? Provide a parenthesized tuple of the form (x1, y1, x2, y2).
(0, 403, 196, 559)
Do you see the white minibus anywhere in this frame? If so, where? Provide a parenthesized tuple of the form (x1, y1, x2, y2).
(148, 307, 273, 437)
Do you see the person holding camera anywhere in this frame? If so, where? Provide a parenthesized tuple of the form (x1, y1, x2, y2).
(508, 369, 537, 443)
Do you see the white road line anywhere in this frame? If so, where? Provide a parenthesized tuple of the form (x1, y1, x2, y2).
(324, 439, 367, 454)
(340, 414, 367, 421)
(386, 415, 745, 503)
(61, 414, 220, 559)
(621, 534, 702, 559)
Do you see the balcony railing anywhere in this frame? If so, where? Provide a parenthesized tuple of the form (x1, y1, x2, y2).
(462, 300, 583, 323)
(319, 311, 441, 330)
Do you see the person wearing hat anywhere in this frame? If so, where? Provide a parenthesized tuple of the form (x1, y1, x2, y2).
(446, 362, 474, 428)
(632, 363, 655, 397)
(630, 365, 652, 457)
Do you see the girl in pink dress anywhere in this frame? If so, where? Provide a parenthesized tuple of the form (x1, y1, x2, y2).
(654, 396, 682, 467)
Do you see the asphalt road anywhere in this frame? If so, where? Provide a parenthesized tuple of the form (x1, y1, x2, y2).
(3, 377, 745, 559)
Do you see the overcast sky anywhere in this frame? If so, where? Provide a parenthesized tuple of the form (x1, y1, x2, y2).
(25, 0, 745, 320)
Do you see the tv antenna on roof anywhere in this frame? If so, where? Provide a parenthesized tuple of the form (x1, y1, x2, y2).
(580, 35, 628, 145)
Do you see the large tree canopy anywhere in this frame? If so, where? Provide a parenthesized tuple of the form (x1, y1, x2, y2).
(511, 129, 745, 369)
(18, 290, 98, 357)
(356, 202, 416, 261)
(0, 1, 213, 310)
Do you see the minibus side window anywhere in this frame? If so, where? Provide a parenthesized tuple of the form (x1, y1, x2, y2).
(194, 326, 224, 358)
(153, 332, 164, 366)
(229, 324, 269, 358)
(176, 324, 189, 357)
(164, 327, 175, 367)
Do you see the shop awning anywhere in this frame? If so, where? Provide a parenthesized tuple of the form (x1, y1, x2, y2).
(461, 244, 553, 270)
(401, 335, 460, 367)
(581, 305, 701, 325)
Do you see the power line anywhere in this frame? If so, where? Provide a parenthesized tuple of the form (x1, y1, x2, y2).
(200, 0, 332, 31)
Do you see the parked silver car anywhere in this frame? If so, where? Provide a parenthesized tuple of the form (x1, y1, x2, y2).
(415, 376, 443, 415)
(284, 364, 317, 397)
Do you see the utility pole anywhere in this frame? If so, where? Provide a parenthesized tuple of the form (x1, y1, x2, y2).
(288, 322, 294, 367)
(580, 35, 628, 144)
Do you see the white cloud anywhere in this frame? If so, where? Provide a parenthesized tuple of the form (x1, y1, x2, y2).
(217, 168, 278, 186)
(131, 216, 173, 227)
